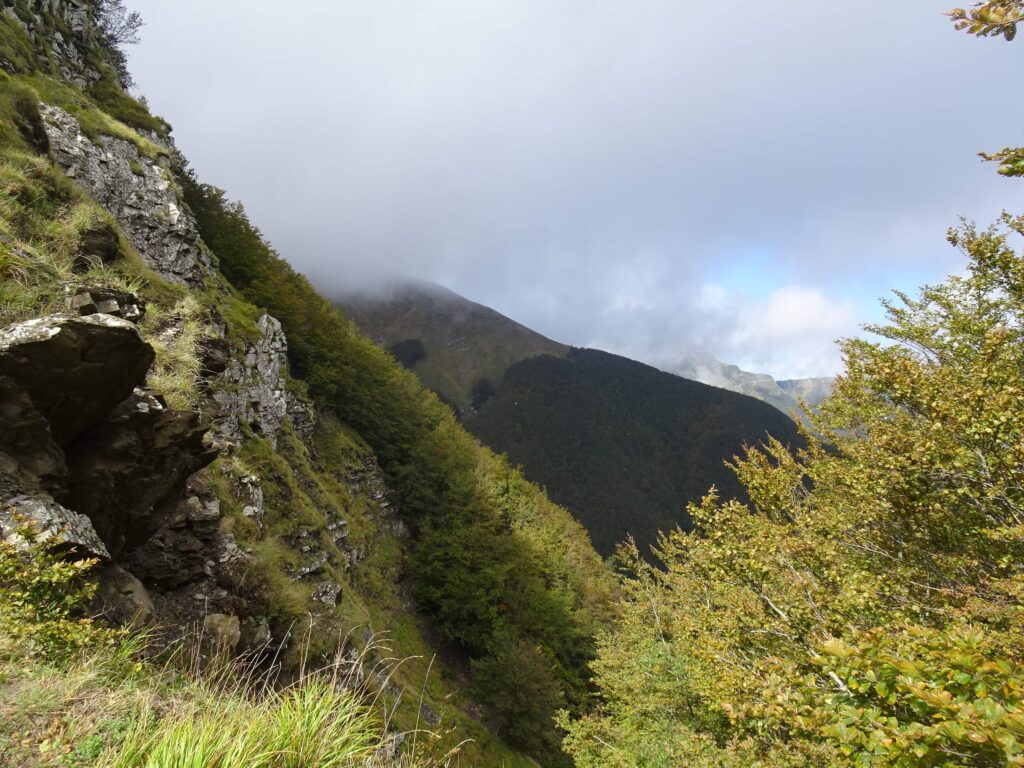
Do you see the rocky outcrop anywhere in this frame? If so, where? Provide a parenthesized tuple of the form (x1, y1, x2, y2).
(40, 105, 213, 285)
(1, 1, 102, 87)
(66, 388, 217, 558)
(0, 312, 215, 625)
(122, 477, 226, 590)
(212, 314, 314, 447)
(0, 313, 154, 446)
(0, 493, 109, 560)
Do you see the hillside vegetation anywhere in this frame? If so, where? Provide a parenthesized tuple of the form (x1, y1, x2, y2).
(340, 283, 804, 558)
(0, 3, 613, 765)
(468, 348, 802, 557)
(179, 178, 614, 762)
(338, 280, 569, 417)
(563, 212, 1024, 766)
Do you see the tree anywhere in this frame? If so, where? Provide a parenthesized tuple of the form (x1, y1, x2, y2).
(93, 0, 143, 46)
(949, 0, 1024, 40)
(562, 214, 1024, 766)
(948, 2, 1024, 176)
(92, 0, 143, 89)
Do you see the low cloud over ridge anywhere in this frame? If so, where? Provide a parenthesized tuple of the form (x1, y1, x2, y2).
(127, 0, 1024, 377)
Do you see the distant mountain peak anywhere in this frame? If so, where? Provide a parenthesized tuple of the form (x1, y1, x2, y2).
(334, 279, 568, 416)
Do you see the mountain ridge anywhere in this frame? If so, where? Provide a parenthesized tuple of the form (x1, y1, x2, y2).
(337, 278, 832, 418)
(336, 280, 804, 557)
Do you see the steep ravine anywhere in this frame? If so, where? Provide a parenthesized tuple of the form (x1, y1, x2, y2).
(0, 2, 611, 765)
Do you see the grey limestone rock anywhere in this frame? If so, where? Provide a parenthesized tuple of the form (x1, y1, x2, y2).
(66, 285, 146, 323)
(0, 493, 109, 560)
(40, 105, 213, 285)
(213, 314, 314, 447)
(311, 581, 342, 606)
(2, 2, 102, 87)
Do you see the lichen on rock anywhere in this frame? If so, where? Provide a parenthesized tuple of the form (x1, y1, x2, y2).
(212, 313, 314, 447)
(40, 104, 213, 285)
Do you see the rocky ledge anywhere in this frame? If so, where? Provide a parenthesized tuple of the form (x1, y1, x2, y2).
(0, 312, 216, 622)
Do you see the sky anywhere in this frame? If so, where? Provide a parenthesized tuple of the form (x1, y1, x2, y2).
(125, 1, 1024, 379)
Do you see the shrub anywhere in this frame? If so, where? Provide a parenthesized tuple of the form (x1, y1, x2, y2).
(0, 523, 116, 663)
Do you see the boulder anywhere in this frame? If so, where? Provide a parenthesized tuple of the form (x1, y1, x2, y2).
(66, 286, 146, 323)
(65, 389, 217, 557)
(75, 220, 122, 269)
(0, 493, 109, 560)
(94, 564, 154, 628)
(0, 314, 154, 445)
(203, 613, 241, 654)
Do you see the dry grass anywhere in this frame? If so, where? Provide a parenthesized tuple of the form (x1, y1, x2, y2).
(142, 294, 208, 410)
(0, 629, 466, 768)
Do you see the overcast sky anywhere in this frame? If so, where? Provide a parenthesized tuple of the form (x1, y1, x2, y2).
(126, 1, 1023, 379)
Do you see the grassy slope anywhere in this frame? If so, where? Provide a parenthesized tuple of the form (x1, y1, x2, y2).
(0, 12, 611, 764)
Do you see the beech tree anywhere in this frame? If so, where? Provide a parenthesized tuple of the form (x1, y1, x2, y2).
(949, 1, 1024, 176)
(562, 214, 1024, 767)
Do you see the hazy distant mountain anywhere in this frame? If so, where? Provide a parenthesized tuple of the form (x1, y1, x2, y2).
(337, 279, 568, 417)
(672, 351, 833, 417)
(335, 280, 802, 556)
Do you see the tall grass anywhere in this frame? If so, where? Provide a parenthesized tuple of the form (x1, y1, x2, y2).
(106, 675, 379, 768)
(90, 627, 464, 768)
(142, 294, 207, 410)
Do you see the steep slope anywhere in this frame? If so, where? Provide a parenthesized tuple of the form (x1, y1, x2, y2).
(339, 282, 804, 557)
(0, 5, 612, 766)
(337, 279, 569, 416)
(468, 348, 803, 557)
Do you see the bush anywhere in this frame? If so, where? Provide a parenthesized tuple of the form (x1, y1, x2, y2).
(0, 524, 116, 662)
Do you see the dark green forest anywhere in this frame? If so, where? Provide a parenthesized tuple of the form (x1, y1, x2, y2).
(468, 348, 803, 557)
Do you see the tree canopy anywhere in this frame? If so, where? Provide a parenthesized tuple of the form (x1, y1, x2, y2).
(561, 214, 1024, 766)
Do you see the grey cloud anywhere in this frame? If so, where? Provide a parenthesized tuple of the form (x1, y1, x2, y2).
(127, 0, 1024, 377)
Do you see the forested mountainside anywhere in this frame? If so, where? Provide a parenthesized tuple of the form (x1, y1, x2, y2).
(468, 348, 802, 557)
(0, 3, 612, 765)
(340, 280, 832, 420)
(338, 279, 569, 418)
(3, 2, 1024, 767)
(339, 282, 802, 557)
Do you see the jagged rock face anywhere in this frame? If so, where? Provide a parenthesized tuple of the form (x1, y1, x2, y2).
(213, 314, 313, 447)
(121, 478, 225, 589)
(0, 312, 217, 625)
(0, 376, 66, 494)
(39, 105, 214, 285)
(0, 313, 154, 446)
(0, 493, 109, 560)
(65, 388, 217, 558)
(1, 1, 102, 87)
